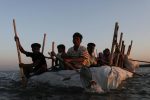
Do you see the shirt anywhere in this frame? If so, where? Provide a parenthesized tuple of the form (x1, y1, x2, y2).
(67, 45, 90, 66)
(56, 53, 65, 69)
(25, 52, 47, 71)
(89, 53, 97, 66)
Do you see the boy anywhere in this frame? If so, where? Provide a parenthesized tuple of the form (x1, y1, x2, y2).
(15, 36, 47, 78)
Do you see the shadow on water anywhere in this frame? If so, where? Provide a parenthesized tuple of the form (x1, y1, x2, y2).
(0, 67, 150, 100)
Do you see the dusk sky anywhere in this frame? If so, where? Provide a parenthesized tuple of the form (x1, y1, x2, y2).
(0, 0, 150, 70)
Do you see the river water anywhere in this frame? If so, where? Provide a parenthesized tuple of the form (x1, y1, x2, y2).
(0, 67, 150, 100)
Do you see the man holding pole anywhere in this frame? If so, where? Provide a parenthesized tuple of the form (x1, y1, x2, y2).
(14, 37, 48, 78)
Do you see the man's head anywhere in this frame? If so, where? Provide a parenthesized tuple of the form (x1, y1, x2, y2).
(31, 43, 41, 52)
(73, 32, 83, 47)
(103, 48, 110, 56)
(57, 44, 65, 53)
(87, 43, 96, 54)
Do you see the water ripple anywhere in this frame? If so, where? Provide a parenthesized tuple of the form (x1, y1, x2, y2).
(0, 67, 150, 100)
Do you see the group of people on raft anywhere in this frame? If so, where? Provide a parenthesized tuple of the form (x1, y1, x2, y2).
(14, 32, 124, 79)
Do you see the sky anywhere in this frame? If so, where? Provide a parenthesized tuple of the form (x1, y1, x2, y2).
(0, 0, 150, 71)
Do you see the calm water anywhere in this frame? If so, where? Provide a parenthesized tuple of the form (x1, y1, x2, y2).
(0, 67, 150, 100)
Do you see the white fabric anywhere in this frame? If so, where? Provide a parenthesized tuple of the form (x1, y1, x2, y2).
(28, 54, 138, 94)
(30, 65, 133, 93)
(89, 66, 133, 90)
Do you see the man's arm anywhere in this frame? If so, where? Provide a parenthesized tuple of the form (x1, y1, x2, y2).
(64, 57, 84, 63)
(14, 36, 26, 54)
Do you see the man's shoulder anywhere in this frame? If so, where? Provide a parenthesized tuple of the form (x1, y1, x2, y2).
(68, 46, 74, 51)
(33, 52, 45, 57)
(79, 45, 87, 51)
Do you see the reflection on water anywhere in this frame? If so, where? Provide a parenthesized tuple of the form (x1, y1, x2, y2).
(0, 67, 150, 100)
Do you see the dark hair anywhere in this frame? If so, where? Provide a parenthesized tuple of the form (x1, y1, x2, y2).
(57, 44, 65, 50)
(87, 43, 96, 47)
(103, 48, 110, 54)
(73, 32, 83, 41)
(31, 43, 41, 48)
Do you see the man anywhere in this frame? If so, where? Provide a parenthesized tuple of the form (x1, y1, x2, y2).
(97, 48, 110, 66)
(55, 44, 67, 70)
(64, 32, 90, 69)
(15, 36, 47, 78)
(87, 43, 97, 67)
(102, 48, 110, 65)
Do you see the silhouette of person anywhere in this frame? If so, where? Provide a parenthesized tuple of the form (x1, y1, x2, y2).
(14, 36, 47, 78)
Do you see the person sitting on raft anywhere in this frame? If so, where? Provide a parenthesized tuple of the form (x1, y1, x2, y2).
(49, 44, 67, 70)
(14, 36, 47, 78)
(87, 43, 98, 67)
(97, 48, 110, 66)
(64, 32, 90, 69)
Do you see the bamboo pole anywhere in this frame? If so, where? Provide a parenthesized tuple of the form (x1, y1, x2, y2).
(118, 41, 124, 67)
(129, 59, 150, 63)
(13, 19, 26, 87)
(108, 22, 119, 90)
(109, 22, 119, 66)
(115, 33, 123, 66)
(96, 49, 98, 58)
(51, 41, 55, 67)
(41, 33, 46, 54)
(127, 40, 133, 56)
(119, 44, 125, 68)
(118, 32, 123, 49)
(121, 44, 126, 67)
(114, 43, 119, 66)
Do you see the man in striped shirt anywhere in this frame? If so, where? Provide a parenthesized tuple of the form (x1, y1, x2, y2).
(64, 32, 90, 69)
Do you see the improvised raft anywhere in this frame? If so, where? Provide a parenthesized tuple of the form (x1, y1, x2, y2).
(29, 22, 139, 93)
(13, 19, 139, 93)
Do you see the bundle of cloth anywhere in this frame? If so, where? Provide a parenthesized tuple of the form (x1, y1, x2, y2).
(29, 57, 138, 93)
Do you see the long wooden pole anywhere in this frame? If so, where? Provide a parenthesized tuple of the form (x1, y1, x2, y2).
(118, 41, 124, 67)
(51, 41, 55, 67)
(95, 49, 98, 58)
(108, 22, 119, 90)
(13, 19, 26, 87)
(121, 44, 126, 67)
(108, 22, 119, 88)
(127, 40, 133, 56)
(129, 59, 150, 63)
(41, 33, 46, 54)
(115, 33, 123, 66)
(109, 22, 119, 66)
(118, 32, 123, 49)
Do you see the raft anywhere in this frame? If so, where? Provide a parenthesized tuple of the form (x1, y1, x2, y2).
(29, 59, 139, 93)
